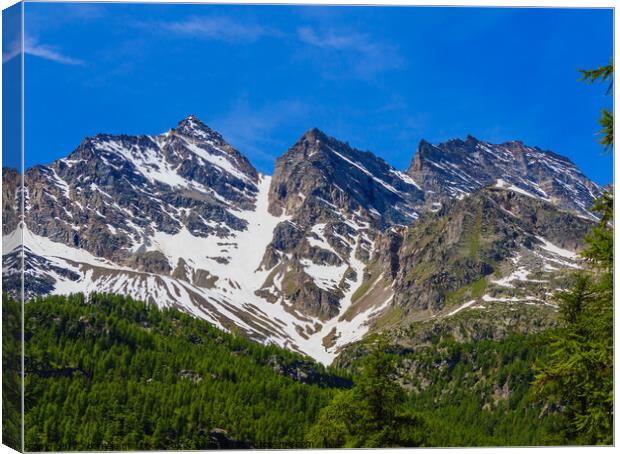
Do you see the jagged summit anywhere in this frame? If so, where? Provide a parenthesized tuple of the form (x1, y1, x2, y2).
(174, 114, 225, 143)
(20, 118, 261, 273)
(450, 134, 479, 145)
(300, 127, 328, 141)
(269, 128, 424, 222)
(407, 135, 601, 216)
(67, 115, 226, 159)
(280, 127, 342, 161)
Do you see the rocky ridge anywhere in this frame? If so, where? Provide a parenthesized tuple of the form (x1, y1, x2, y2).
(343, 185, 591, 345)
(257, 128, 424, 320)
(407, 135, 602, 217)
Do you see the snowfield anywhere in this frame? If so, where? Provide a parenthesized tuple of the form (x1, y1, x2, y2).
(20, 175, 385, 365)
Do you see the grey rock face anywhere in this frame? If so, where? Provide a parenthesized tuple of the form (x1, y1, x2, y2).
(21, 115, 260, 268)
(371, 185, 592, 318)
(2, 167, 21, 234)
(407, 135, 602, 217)
(259, 128, 424, 319)
(269, 128, 424, 225)
(332, 183, 596, 364)
(2, 168, 23, 298)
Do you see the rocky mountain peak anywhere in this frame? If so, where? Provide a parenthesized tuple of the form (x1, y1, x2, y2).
(269, 129, 424, 223)
(278, 127, 336, 162)
(465, 134, 479, 142)
(407, 136, 602, 217)
(300, 127, 328, 142)
(407, 139, 433, 172)
(6, 118, 606, 364)
(449, 134, 480, 146)
(173, 114, 224, 143)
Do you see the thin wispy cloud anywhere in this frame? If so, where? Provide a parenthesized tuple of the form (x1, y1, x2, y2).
(3, 4, 21, 64)
(26, 2, 108, 31)
(132, 15, 403, 80)
(296, 26, 403, 79)
(2, 37, 20, 63)
(298, 26, 374, 52)
(157, 16, 278, 43)
(24, 36, 84, 65)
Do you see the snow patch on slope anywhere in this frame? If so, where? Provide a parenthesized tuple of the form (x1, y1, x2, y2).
(536, 236, 577, 259)
(446, 299, 478, 317)
(300, 259, 347, 291)
(495, 179, 550, 202)
(325, 144, 404, 195)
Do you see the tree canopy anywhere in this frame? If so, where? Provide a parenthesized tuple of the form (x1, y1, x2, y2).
(306, 339, 427, 448)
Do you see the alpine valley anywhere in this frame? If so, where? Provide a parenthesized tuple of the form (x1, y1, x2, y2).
(2, 115, 602, 365)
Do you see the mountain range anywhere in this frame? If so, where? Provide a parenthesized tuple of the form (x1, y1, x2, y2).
(2, 115, 602, 363)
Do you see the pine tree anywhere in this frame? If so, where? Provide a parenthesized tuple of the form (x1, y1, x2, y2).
(579, 59, 613, 149)
(305, 338, 427, 448)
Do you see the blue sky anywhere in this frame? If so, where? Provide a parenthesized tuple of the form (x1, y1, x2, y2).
(12, 3, 615, 183)
(2, 2, 21, 170)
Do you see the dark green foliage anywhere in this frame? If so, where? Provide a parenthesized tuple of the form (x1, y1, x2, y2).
(582, 192, 614, 270)
(579, 59, 614, 93)
(2, 294, 22, 450)
(532, 61, 614, 445)
(399, 334, 558, 447)
(579, 59, 613, 149)
(16, 271, 612, 450)
(22, 292, 347, 451)
(306, 340, 427, 448)
(533, 192, 613, 445)
(597, 108, 614, 150)
(332, 332, 561, 447)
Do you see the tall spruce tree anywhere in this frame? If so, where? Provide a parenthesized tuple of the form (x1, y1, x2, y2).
(305, 339, 427, 448)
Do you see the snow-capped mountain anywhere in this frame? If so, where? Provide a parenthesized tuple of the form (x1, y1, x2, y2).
(257, 128, 424, 321)
(25, 115, 259, 265)
(2, 117, 605, 364)
(407, 135, 602, 217)
(269, 128, 424, 226)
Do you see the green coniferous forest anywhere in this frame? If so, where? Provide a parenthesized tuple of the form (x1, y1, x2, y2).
(15, 293, 347, 450)
(0, 275, 610, 450)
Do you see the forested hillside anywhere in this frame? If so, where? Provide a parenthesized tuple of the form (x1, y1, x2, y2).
(5, 291, 590, 450)
(398, 335, 558, 446)
(18, 293, 348, 450)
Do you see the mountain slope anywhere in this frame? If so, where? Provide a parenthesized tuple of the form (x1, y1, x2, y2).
(269, 128, 424, 225)
(14, 118, 319, 355)
(9, 118, 424, 363)
(257, 128, 424, 322)
(25, 115, 259, 267)
(340, 183, 593, 349)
